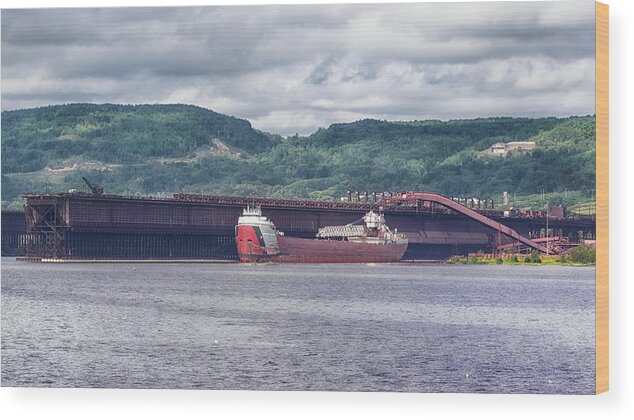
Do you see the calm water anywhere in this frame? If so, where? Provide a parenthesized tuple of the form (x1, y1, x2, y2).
(1, 258, 595, 393)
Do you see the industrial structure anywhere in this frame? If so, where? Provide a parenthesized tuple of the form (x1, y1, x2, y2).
(1, 210, 29, 256)
(3, 191, 596, 261)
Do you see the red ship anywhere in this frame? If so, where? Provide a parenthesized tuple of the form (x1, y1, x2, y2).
(235, 206, 408, 263)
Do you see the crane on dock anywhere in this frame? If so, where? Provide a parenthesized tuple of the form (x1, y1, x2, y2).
(82, 177, 104, 196)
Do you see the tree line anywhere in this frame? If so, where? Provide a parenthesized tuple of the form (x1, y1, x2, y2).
(1, 104, 596, 209)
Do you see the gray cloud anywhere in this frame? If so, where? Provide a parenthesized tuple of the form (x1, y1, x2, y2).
(1, 1, 596, 135)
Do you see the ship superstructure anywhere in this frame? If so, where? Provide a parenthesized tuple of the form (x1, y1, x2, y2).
(317, 211, 404, 245)
(235, 205, 280, 261)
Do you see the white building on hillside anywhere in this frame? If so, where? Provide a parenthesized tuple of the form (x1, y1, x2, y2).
(486, 141, 536, 157)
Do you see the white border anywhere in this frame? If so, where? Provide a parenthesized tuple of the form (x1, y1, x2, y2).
(1, 1, 632, 419)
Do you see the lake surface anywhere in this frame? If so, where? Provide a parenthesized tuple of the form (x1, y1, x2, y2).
(1, 258, 595, 393)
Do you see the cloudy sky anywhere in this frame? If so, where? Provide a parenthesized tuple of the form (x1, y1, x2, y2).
(2, 1, 596, 135)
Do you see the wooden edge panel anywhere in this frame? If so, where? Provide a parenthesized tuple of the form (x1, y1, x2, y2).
(595, 1, 609, 395)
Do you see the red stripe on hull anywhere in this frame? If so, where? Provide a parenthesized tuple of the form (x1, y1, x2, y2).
(236, 225, 268, 263)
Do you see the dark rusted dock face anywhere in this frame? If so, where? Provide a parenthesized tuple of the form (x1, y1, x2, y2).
(1, 210, 28, 256)
(14, 192, 595, 260)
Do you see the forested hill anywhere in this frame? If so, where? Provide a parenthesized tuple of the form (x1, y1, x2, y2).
(1, 103, 281, 173)
(1, 104, 596, 210)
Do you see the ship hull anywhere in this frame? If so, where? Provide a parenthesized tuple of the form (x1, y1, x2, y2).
(237, 233, 408, 263)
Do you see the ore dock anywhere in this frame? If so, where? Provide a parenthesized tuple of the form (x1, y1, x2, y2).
(2, 190, 595, 261)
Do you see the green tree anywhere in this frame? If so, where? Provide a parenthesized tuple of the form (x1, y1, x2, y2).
(568, 244, 596, 264)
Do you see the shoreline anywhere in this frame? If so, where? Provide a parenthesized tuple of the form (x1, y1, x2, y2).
(9, 256, 594, 267)
(446, 255, 595, 267)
